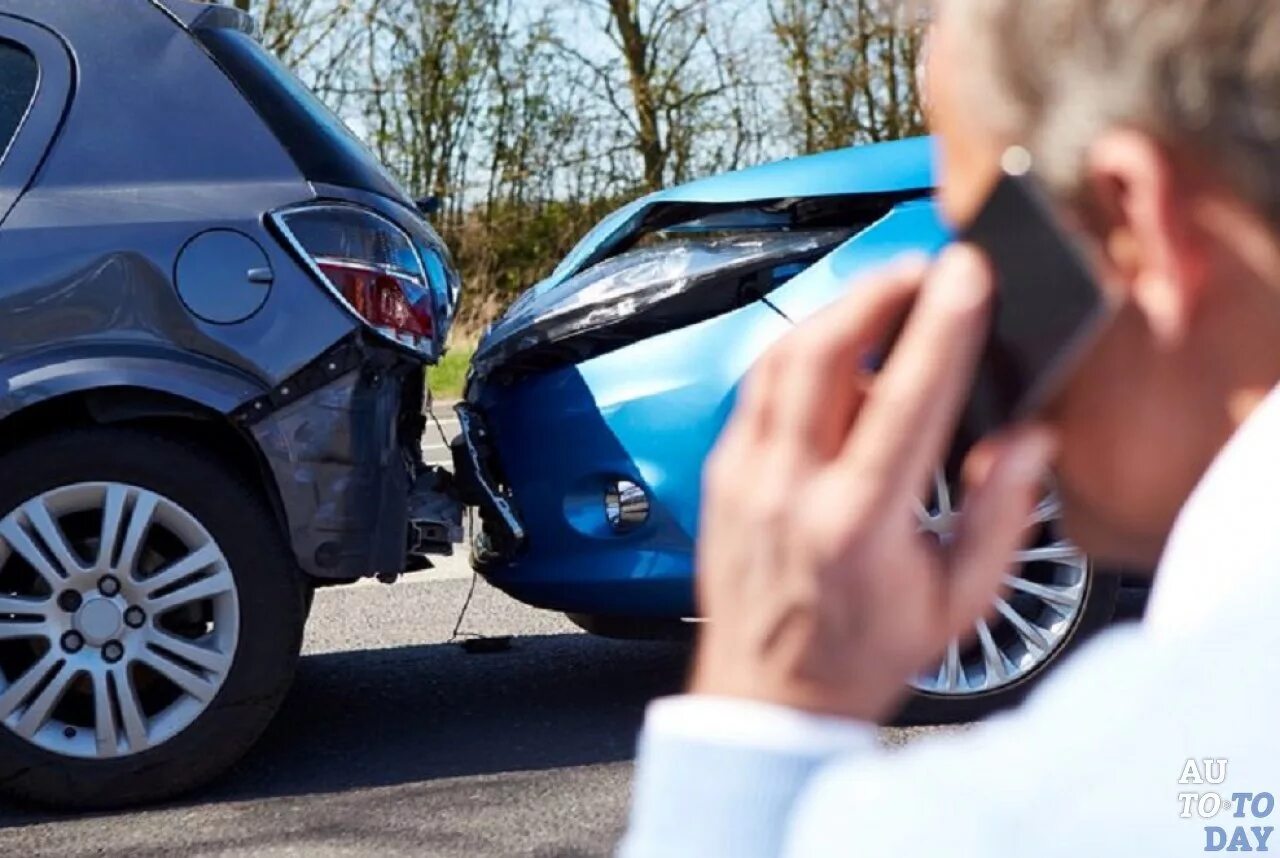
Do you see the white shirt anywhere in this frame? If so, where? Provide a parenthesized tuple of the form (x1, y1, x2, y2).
(635, 386, 1280, 857)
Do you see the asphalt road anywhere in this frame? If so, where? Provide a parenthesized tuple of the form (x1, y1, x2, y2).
(0, 567, 960, 857)
(0, 410, 958, 857)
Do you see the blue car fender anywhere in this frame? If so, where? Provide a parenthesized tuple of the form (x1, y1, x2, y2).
(768, 199, 951, 323)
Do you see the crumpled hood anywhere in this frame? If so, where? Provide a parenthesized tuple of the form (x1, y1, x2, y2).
(470, 136, 938, 387)
(547, 136, 935, 289)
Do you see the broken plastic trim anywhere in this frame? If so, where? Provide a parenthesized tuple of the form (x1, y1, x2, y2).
(234, 334, 452, 579)
(454, 404, 525, 552)
(472, 229, 851, 383)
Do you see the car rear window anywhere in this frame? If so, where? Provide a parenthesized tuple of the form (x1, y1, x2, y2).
(0, 39, 38, 163)
(195, 26, 409, 205)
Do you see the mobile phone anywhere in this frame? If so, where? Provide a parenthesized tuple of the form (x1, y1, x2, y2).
(952, 158, 1114, 451)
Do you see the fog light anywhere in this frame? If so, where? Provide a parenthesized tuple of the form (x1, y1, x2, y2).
(605, 480, 650, 532)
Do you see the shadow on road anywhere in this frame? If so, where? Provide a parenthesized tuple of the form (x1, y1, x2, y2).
(0, 632, 691, 830)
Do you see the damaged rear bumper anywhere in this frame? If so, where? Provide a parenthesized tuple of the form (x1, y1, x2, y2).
(238, 337, 462, 580)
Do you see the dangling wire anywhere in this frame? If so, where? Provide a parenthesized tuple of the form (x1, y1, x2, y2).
(450, 507, 480, 644)
(429, 404, 452, 451)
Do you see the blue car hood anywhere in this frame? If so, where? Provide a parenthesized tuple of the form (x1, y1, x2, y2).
(548, 136, 936, 288)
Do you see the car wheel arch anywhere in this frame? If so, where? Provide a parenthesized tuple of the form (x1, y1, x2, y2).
(0, 385, 291, 556)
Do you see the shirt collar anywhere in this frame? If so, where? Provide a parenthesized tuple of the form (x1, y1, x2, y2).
(1143, 385, 1280, 640)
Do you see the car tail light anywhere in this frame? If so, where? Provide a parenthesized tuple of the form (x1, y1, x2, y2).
(272, 204, 437, 357)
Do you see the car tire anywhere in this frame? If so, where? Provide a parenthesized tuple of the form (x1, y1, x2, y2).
(0, 427, 306, 809)
(895, 567, 1120, 726)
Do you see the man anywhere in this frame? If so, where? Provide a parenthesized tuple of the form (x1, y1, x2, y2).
(622, 1, 1280, 856)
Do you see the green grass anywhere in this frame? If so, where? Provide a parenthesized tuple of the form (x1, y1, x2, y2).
(428, 346, 475, 400)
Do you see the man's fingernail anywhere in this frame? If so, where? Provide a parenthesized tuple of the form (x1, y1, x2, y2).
(929, 245, 992, 308)
(1010, 428, 1059, 480)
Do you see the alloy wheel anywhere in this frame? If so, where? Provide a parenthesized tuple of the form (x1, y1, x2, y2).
(0, 483, 239, 759)
(911, 471, 1088, 697)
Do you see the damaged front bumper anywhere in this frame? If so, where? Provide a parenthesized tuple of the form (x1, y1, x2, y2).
(450, 404, 526, 564)
(456, 292, 796, 617)
(237, 336, 463, 580)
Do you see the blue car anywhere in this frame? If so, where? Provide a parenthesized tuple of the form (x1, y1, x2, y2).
(458, 138, 1120, 723)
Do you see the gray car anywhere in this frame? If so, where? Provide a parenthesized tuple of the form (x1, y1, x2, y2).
(0, 0, 462, 808)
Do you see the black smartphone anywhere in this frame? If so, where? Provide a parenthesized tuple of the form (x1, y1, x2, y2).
(952, 158, 1114, 450)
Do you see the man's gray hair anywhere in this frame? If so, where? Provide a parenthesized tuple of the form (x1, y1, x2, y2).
(953, 0, 1280, 221)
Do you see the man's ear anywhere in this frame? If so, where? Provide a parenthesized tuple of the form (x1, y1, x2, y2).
(1083, 131, 1210, 347)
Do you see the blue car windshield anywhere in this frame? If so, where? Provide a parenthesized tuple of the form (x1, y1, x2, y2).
(197, 27, 411, 206)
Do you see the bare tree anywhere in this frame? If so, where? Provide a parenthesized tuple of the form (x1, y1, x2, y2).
(769, 0, 926, 152)
(232, 0, 366, 102)
(558, 0, 748, 192)
(357, 0, 494, 213)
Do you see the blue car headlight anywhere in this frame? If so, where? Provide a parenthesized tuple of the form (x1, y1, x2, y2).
(472, 229, 851, 381)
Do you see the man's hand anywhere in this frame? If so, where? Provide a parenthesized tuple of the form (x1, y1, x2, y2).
(690, 245, 1058, 723)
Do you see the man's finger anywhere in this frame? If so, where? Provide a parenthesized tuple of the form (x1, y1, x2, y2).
(838, 244, 994, 508)
(771, 255, 929, 458)
(944, 426, 1058, 639)
(729, 336, 787, 445)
